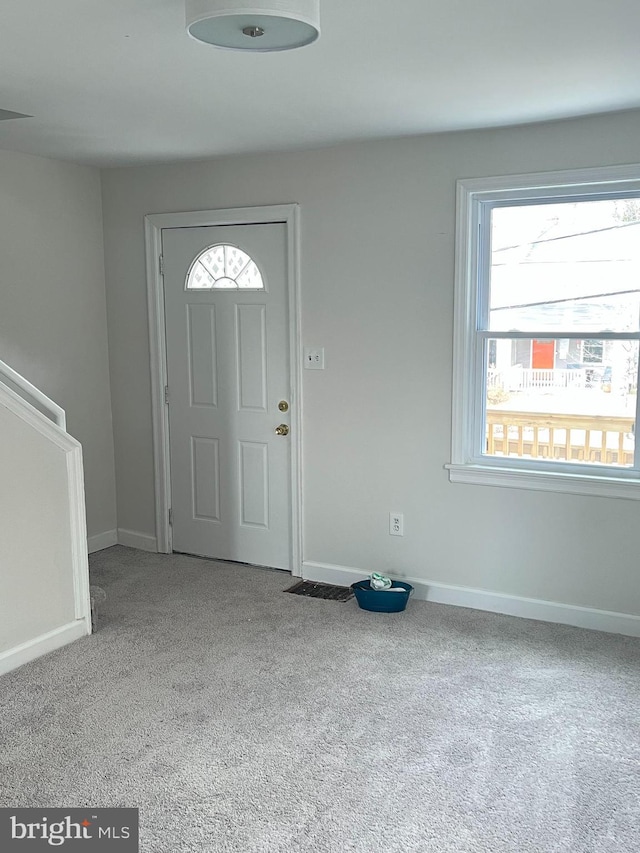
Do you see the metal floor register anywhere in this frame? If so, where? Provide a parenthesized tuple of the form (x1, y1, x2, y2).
(284, 580, 354, 602)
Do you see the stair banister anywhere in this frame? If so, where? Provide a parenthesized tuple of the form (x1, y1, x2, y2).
(0, 358, 66, 431)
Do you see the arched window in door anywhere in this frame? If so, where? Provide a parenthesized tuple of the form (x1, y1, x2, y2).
(186, 244, 264, 290)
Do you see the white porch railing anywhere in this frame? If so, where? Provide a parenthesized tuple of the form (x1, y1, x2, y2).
(488, 367, 587, 392)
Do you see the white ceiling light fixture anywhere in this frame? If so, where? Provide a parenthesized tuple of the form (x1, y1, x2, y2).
(186, 0, 320, 52)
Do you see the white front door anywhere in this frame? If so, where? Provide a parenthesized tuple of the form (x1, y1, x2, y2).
(162, 222, 291, 569)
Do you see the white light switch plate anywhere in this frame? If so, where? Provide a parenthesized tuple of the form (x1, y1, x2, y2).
(304, 347, 325, 369)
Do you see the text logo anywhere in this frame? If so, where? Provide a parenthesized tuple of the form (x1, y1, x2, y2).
(0, 809, 138, 851)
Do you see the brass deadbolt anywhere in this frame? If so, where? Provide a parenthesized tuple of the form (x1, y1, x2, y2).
(278, 400, 289, 412)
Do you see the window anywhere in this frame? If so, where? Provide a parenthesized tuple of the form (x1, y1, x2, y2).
(449, 165, 640, 499)
(186, 243, 264, 290)
(582, 339, 604, 364)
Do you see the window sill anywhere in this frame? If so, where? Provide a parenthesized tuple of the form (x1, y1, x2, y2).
(445, 462, 640, 500)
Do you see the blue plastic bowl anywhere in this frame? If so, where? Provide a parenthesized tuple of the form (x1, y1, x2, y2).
(351, 579, 413, 613)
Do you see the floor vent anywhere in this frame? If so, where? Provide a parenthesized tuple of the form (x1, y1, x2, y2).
(285, 580, 354, 602)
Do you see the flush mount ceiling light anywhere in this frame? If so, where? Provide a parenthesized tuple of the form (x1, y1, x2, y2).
(186, 0, 320, 52)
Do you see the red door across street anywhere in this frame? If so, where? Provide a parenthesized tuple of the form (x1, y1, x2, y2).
(532, 339, 555, 369)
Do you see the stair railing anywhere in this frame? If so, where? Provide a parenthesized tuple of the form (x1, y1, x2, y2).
(0, 357, 66, 431)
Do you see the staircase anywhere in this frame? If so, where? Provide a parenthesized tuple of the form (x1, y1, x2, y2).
(0, 359, 91, 677)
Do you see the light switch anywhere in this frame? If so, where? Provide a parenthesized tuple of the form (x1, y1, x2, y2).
(304, 347, 325, 370)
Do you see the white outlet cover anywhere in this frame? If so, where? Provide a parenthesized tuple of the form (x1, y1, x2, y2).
(389, 512, 404, 536)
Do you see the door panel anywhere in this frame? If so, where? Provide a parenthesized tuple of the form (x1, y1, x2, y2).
(191, 436, 220, 521)
(162, 222, 290, 569)
(239, 441, 269, 528)
(236, 304, 268, 411)
(187, 304, 218, 407)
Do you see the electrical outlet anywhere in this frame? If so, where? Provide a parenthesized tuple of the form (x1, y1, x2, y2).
(389, 512, 404, 536)
(304, 347, 325, 369)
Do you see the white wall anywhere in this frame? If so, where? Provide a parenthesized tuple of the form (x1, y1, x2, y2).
(0, 391, 90, 671)
(101, 108, 640, 619)
(0, 149, 117, 539)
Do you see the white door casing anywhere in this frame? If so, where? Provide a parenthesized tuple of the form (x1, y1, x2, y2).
(145, 205, 302, 574)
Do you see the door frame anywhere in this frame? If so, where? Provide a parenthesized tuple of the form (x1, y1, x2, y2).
(144, 204, 303, 575)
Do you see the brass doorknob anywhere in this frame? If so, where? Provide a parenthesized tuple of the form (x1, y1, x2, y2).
(275, 423, 290, 436)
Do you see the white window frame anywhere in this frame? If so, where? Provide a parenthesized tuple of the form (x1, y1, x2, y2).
(447, 163, 640, 500)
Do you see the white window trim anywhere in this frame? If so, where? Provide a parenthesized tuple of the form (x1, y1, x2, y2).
(447, 163, 640, 500)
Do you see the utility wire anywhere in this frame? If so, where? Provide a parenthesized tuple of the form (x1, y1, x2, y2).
(491, 287, 640, 312)
(493, 219, 640, 254)
(493, 258, 635, 267)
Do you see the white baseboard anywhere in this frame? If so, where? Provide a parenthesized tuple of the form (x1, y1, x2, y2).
(0, 620, 89, 678)
(87, 529, 118, 553)
(88, 528, 158, 553)
(302, 560, 640, 638)
(117, 528, 158, 552)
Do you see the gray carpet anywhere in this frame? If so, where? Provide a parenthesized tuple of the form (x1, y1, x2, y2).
(1, 546, 639, 852)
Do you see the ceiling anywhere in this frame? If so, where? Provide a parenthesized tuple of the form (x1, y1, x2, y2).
(1, 0, 639, 168)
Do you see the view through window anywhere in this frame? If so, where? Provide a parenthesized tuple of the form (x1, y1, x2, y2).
(485, 198, 640, 468)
